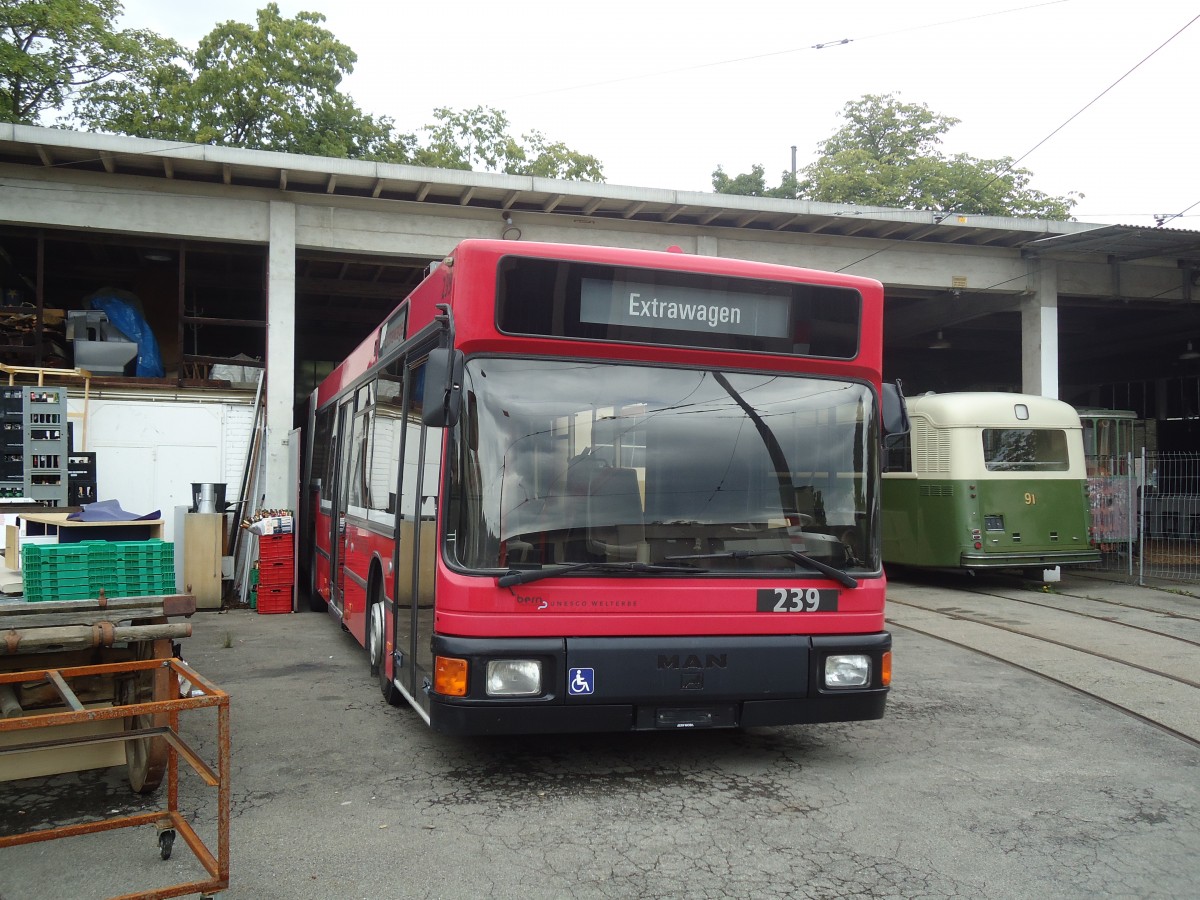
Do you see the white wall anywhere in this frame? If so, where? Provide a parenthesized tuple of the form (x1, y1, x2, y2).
(68, 394, 256, 545)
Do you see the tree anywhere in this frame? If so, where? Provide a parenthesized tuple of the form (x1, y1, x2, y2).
(68, 7, 601, 176)
(714, 93, 1079, 220)
(415, 106, 603, 181)
(73, 3, 414, 161)
(0, 0, 180, 124)
(13, 3, 602, 175)
(711, 164, 798, 199)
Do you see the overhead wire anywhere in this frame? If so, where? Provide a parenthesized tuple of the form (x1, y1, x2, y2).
(507, 0, 1072, 101)
(835, 11, 1200, 273)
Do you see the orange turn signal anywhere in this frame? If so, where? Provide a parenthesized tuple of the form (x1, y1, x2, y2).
(881, 651, 892, 687)
(434, 656, 469, 696)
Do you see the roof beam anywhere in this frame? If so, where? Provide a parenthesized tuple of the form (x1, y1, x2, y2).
(35, 145, 52, 167)
(623, 201, 646, 220)
(459, 186, 476, 205)
(415, 183, 432, 202)
(371, 178, 384, 198)
(279, 169, 287, 190)
(99, 151, 116, 174)
(542, 194, 565, 213)
(325, 174, 338, 194)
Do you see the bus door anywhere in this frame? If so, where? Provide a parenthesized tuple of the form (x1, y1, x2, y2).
(393, 358, 442, 708)
(328, 396, 355, 618)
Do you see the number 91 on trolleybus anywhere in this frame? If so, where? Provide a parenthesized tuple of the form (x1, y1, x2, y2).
(301, 240, 908, 735)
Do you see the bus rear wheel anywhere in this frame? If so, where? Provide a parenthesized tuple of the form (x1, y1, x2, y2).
(368, 595, 401, 706)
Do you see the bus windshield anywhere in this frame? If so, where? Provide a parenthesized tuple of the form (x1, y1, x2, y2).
(448, 359, 879, 575)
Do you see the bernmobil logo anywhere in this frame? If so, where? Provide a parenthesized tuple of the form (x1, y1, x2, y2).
(657, 654, 727, 670)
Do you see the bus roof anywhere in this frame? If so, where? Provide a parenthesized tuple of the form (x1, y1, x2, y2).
(905, 392, 1083, 429)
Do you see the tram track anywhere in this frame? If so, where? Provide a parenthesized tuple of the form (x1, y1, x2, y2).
(886, 596, 1200, 690)
(886, 609, 1200, 750)
(948, 586, 1200, 651)
(884, 576, 1200, 748)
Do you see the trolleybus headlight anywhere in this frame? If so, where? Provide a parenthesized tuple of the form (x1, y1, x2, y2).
(486, 659, 542, 696)
(824, 654, 871, 688)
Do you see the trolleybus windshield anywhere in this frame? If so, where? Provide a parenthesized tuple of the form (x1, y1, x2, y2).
(447, 359, 878, 576)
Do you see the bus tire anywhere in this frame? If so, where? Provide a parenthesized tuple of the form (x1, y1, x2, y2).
(369, 594, 401, 706)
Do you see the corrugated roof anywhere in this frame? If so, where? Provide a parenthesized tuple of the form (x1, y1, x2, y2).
(0, 123, 1111, 253)
(1022, 223, 1200, 263)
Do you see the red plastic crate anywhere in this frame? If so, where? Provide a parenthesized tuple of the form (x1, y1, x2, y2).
(258, 534, 294, 562)
(256, 586, 293, 614)
(257, 559, 293, 587)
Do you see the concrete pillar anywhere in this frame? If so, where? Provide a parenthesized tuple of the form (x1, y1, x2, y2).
(265, 201, 297, 508)
(1021, 259, 1059, 399)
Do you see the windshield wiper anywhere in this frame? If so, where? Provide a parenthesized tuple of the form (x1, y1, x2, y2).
(498, 561, 704, 588)
(663, 549, 858, 589)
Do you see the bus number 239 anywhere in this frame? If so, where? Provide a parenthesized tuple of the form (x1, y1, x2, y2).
(756, 588, 839, 613)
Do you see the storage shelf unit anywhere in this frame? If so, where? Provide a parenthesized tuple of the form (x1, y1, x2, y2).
(0, 386, 22, 498)
(23, 386, 67, 507)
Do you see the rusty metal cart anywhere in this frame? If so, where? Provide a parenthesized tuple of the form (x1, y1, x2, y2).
(0, 654, 230, 900)
(1, 592, 229, 898)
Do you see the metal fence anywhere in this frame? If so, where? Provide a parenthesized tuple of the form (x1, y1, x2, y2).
(1085, 451, 1200, 585)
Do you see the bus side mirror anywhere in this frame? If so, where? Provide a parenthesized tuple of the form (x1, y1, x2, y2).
(881, 380, 909, 446)
(422, 347, 464, 428)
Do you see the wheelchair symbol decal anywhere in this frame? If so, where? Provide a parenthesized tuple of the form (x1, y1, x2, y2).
(568, 667, 595, 695)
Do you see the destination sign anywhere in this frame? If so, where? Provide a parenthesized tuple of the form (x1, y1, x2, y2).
(580, 277, 791, 339)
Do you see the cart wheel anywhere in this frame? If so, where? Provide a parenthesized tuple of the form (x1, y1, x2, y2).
(120, 636, 174, 794)
(158, 828, 175, 860)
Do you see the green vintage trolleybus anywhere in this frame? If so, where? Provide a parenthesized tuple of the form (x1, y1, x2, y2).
(882, 392, 1100, 572)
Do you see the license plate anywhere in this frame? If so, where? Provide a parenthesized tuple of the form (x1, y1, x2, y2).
(756, 587, 839, 612)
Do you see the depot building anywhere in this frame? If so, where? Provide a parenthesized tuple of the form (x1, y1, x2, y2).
(1, 122, 1198, 532)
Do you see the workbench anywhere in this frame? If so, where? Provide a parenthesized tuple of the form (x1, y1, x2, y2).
(0, 592, 195, 785)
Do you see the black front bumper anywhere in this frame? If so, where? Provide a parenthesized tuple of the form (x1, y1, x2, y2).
(427, 632, 890, 735)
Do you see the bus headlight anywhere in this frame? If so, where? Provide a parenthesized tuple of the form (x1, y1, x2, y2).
(824, 654, 870, 688)
(486, 659, 542, 696)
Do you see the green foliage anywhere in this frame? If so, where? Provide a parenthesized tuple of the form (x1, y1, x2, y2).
(72, 3, 413, 160)
(711, 164, 798, 199)
(0, 0, 180, 124)
(7, 2, 602, 176)
(714, 93, 1080, 220)
(415, 106, 603, 180)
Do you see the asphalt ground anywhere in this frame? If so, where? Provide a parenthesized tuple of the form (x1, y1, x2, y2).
(1, 572, 1198, 899)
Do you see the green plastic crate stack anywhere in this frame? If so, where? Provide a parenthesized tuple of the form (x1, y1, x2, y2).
(21, 539, 176, 602)
(81, 539, 119, 597)
(112, 539, 176, 596)
(22, 543, 93, 602)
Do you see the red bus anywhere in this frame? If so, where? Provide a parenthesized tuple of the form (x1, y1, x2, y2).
(301, 239, 906, 735)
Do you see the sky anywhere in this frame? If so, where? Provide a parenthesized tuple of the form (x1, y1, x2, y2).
(114, 0, 1200, 230)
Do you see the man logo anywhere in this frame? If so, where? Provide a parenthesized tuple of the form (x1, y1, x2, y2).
(657, 654, 727, 670)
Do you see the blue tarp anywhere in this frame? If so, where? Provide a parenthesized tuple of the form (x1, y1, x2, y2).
(67, 499, 161, 522)
(88, 294, 165, 378)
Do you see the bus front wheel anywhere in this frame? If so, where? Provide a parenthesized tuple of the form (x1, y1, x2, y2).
(368, 594, 401, 706)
